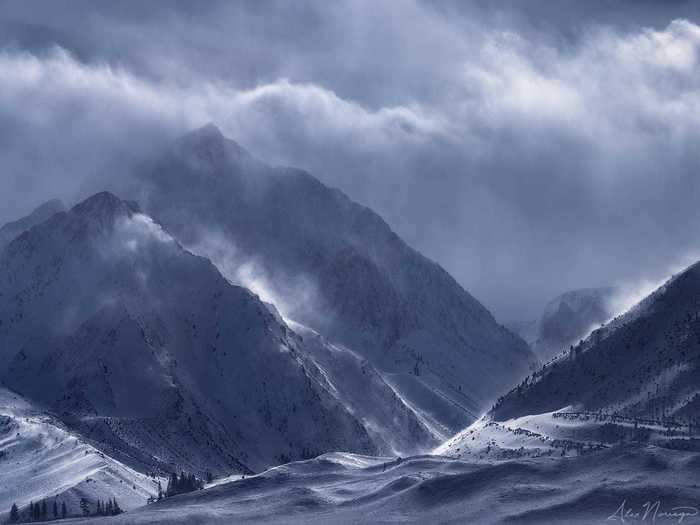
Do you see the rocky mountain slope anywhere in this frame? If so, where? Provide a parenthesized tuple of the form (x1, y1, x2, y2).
(493, 266, 700, 424)
(122, 124, 536, 434)
(0, 198, 65, 253)
(439, 264, 700, 461)
(0, 192, 383, 474)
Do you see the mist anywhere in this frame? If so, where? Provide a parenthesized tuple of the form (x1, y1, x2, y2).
(2, 1, 700, 322)
(184, 229, 321, 323)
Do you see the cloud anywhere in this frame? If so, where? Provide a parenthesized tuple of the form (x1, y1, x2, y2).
(183, 229, 320, 323)
(2, 5, 700, 322)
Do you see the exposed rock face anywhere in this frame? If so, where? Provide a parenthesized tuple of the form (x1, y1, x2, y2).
(0, 192, 376, 473)
(129, 124, 536, 434)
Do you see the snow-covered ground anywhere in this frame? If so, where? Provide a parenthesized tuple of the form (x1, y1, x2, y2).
(0, 388, 161, 520)
(68, 445, 700, 525)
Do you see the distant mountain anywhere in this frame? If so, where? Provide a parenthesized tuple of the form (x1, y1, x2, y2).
(492, 268, 700, 424)
(439, 264, 700, 461)
(513, 287, 617, 362)
(0, 192, 381, 474)
(125, 124, 537, 435)
(0, 198, 65, 253)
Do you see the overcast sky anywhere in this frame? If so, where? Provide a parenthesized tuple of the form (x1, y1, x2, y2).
(2, 0, 700, 322)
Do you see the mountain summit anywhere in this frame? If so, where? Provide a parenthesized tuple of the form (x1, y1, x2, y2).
(174, 123, 251, 173)
(129, 125, 538, 436)
(0, 192, 379, 473)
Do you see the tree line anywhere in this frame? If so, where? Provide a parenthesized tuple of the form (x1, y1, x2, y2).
(6, 496, 122, 523)
(7, 499, 66, 523)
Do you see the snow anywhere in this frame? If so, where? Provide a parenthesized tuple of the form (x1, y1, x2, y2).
(132, 123, 537, 435)
(3, 127, 700, 524)
(66, 445, 700, 525)
(0, 192, 378, 477)
(288, 321, 439, 456)
(0, 388, 161, 518)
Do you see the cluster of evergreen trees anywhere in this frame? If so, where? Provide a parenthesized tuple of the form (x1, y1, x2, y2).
(165, 471, 204, 497)
(89, 498, 122, 516)
(6, 497, 122, 523)
(7, 499, 67, 523)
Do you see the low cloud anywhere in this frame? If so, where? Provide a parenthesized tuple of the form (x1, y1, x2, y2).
(2, 6, 700, 321)
(184, 230, 320, 323)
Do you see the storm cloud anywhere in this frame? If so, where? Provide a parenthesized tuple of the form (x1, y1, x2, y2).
(1, 0, 700, 322)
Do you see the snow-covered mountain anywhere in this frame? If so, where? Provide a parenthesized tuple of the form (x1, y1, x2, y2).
(512, 287, 617, 362)
(0, 387, 161, 522)
(288, 321, 437, 454)
(0, 192, 388, 474)
(439, 263, 700, 460)
(122, 124, 536, 434)
(493, 266, 700, 424)
(0, 198, 65, 253)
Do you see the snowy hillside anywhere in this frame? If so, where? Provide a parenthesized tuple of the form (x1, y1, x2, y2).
(288, 321, 439, 453)
(0, 199, 65, 253)
(124, 124, 536, 434)
(492, 264, 700, 424)
(67, 446, 700, 525)
(0, 192, 379, 475)
(0, 388, 160, 522)
(440, 263, 700, 463)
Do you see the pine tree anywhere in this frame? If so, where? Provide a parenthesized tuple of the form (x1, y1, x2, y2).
(113, 497, 122, 515)
(80, 497, 90, 516)
(166, 472, 178, 496)
(9, 503, 19, 523)
(41, 499, 47, 519)
(61, 501, 67, 519)
(53, 499, 58, 519)
(29, 501, 34, 520)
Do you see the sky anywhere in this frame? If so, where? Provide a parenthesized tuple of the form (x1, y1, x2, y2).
(1, 0, 700, 322)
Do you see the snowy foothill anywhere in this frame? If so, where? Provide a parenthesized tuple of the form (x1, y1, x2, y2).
(0, 389, 161, 520)
(67, 446, 700, 525)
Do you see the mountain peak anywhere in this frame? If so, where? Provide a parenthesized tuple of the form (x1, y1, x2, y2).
(191, 122, 224, 141)
(176, 124, 249, 170)
(70, 191, 139, 222)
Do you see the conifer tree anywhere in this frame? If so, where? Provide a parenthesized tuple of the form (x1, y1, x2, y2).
(53, 499, 58, 519)
(61, 501, 67, 519)
(80, 497, 90, 516)
(9, 503, 19, 523)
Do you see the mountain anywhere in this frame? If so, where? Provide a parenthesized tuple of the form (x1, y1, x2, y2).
(0, 388, 160, 520)
(288, 321, 437, 455)
(0, 192, 381, 474)
(513, 287, 617, 362)
(0, 198, 65, 253)
(123, 124, 537, 435)
(439, 263, 700, 460)
(492, 265, 700, 424)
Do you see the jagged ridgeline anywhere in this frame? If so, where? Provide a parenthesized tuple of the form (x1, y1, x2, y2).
(126, 124, 537, 435)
